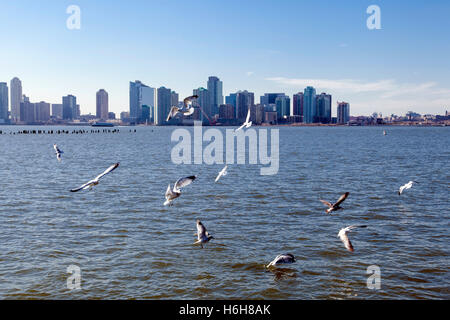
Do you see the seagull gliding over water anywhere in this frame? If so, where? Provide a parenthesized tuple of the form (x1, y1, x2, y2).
(398, 181, 418, 195)
(266, 254, 296, 268)
(338, 225, 367, 252)
(194, 219, 214, 248)
(320, 192, 350, 214)
(70, 163, 119, 192)
(164, 175, 197, 206)
(235, 108, 252, 132)
(53, 144, 63, 161)
(215, 165, 228, 182)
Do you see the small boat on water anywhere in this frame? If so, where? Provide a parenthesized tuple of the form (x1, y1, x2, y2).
(92, 122, 114, 127)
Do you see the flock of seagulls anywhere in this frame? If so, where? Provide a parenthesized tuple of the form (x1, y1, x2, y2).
(51, 98, 419, 272)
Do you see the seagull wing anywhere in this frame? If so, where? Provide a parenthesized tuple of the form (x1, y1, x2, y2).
(338, 229, 354, 252)
(165, 184, 173, 199)
(182, 107, 195, 116)
(174, 175, 196, 191)
(235, 123, 245, 132)
(215, 165, 228, 182)
(245, 108, 251, 123)
(167, 106, 179, 121)
(196, 220, 207, 238)
(183, 95, 198, 108)
(70, 180, 94, 192)
(94, 163, 119, 181)
(334, 192, 350, 206)
(320, 200, 333, 208)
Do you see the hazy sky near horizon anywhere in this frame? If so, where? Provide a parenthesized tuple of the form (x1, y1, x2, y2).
(0, 0, 449, 117)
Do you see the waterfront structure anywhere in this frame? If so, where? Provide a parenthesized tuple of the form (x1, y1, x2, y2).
(35, 101, 50, 123)
(96, 89, 109, 120)
(316, 92, 332, 123)
(337, 101, 350, 124)
(62, 95, 77, 120)
(51, 104, 63, 119)
(10, 77, 22, 123)
(207, 76, 223, 117)
(129, 81, 156, 124)
(303, 86, 316, 123)
(0, 82, 8, 123)
(156, 86, 172, 125)
(219, 104, 235, 120)
(193, 87, 210, 123)
(275, 95, 290, 119)
(292, 92, 304, 121)
(235, 90, 254, 119)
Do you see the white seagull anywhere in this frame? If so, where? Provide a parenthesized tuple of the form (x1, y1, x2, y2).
(70, 163, 119, 192)
(166, 95, 198, 121)
(164, 175, 196, 206)
(398, 181, 418, 195)
(53, 144, 63, 161)
(266, 254, 296, 268)
(194, 219, 214, 248)
(215, 165, 228, 182)
(235, 108, 252, 132)
(338, 225, 367, 252)
(320, 192, 350, 214)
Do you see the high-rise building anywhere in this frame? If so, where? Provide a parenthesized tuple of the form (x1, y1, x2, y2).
(193, 87, 210, 123)
(96, 89, 109, 120)
(19, 100, 35, 123)
(35, 101, 50, 122)
(303, 86, 316, 123)
(129, 81, 156, 124)
(156, 86, 172, 125)
(236, 90, 254, 119)
(292, 92, 304, 121)
(10, 77, 22, 123)
(219, 104, 235, 120)
(260, 93, 284, 106)
(207, 76, 223, 117)
(0, 82, 8, 123)
(62, 95, 77, 120)
(171, 91, 179, 108)
(316, 92, 332, 123)
(337, 102, 350, 124)
(52, 104, 63, 119)
(225, 93, 237, 110)
(275, 95, 290, 119)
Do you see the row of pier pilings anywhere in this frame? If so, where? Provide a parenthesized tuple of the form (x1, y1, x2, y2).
(0, 128, 138, 135)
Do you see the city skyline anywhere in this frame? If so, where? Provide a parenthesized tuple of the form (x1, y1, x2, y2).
(0, 1, 449, 116)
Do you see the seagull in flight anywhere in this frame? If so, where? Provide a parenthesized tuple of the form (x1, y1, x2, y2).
(53, 144, 63, 161)
(194, 219, 214, 248)
(235, 108, 252, 132)
(266, 254, 296, 268)
(215, 165, 228, 182)
(398, 181, 418, 195)
(164, 175, 196, 206)
(338, 225, 367, 252)
(320, 192, 350, 214)
(166, 95, 198, 121)
(70, 163, 119, 192)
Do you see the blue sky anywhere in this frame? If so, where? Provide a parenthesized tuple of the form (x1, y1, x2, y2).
(0, 0, 449, 116)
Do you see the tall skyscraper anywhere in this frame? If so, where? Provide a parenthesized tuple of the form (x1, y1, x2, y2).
(316, 92, 332, 123)
(337, 102, 350, 124)
(292, 92, 304, 120)
(130, 81, 156, 124)
(171, 91, 179, 108)
(207, 76, 223, 117)
(275, 95, 290, 119)
(10, 77, 22, 123)
(0, 82, 8, 123)
(19, 100, 35, 123)
(303, 86, 316, 123)
(236, 90, 254, 119)
(96, 89, 109, 120)
(225, 93, 237, 110)
(62, 95, 77, 120)
(156, 86, 172, 125)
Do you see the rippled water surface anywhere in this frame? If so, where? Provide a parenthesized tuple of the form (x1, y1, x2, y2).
(0, 125, 448, 299)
